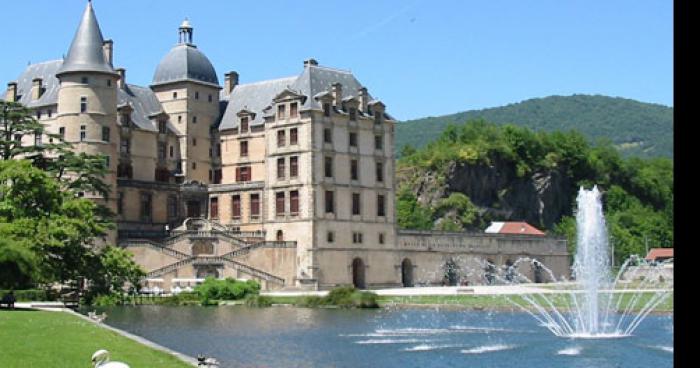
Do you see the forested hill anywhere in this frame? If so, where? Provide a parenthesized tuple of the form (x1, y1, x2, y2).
(396, 95, 673, 158)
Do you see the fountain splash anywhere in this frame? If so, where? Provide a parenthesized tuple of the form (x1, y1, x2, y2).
(497, 186, 672, 339)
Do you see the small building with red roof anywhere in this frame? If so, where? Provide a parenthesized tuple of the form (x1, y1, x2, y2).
(645, 248, 673, 262)
(484, 221, 546, 236)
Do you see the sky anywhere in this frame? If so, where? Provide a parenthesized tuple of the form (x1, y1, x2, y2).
(0, 0, 673, 121)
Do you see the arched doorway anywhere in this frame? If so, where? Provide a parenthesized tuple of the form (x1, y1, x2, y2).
(352, 258, 366, 289)
(276, 230, 284, 241)
(401, 258, 414, 287)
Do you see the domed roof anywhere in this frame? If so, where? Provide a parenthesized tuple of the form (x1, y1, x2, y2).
(152, 44, 219, 87)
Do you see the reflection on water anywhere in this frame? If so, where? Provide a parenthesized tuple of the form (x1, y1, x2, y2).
(90, 306, 673, 368)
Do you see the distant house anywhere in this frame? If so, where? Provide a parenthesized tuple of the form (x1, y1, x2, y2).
(645, 248, 674, 262)
(484, 222, 545, 236)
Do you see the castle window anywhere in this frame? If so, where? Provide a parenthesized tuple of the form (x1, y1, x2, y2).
(214, 169, 222, 184)
(325, 191, 334, 213)
(192, 116, 197, 124)
(379, 233, 385, 244)
(34, 132, 42, 146)
(103, 155, 110, 169)
(178, 115, 182, 123)
(278, 104, 286, 120)
(170, 145, 174, 157)
(327, 231, 334, 243)
(217, 143, 221, 157)
(59, 127, 65, 140)
(158, 142, 166, 159)
(155, 167, 169, 182)
(36, 110, 41, 120)
(290, 102, 298, 118)
(80, 125, 86, 141)
(324, 128, 332, 144)
(47, 109, 52, 118)
(277, 157, 285, 179)
(324, 156, 333, 178)
(117, 192, 124, 215)
(117, 163, 133, 178)
(290, 128, 298, 145)
(14, 134, 22, 142)
(277, 130, 286, 147)
(350, 159, 359, 181)
(158, 121, 167, 134)
(276, 192, 285, 216)
(236, 166, 251, 182)
(375, 135, 383, 150)
(208, 94, 213, 103)
(376, 162, 384, 182)
(250, 194, 260, 219)
(377, 194, 386, 217)
(231, 195, 241, 219)
(276, 230, 284, 242)
(349, 132, 357, 147)
(168, 195, 178, 219)
(208, 170, 213, 181)
(210, 197, 219, 219)
(290, 190, 299, 215)
(192, 138, 197, 146)
(240, 141, 248, 157)
(81, 77, 89, 84)
(192, 162, 197, 170)
(352, 232, 363, 244)
(102, 127, 110, 142)
(323, 102, 331, 117)
(352, 192, 361, 216)
(240, 117, 249, 133)
(140, 193, 152, 222)
(195, 91, 200, 100)
(290, 156, 298, 178)
(349, 107, 357, 121)
(120, 138, 130, 154)
(107, 79, 111, 87)
(80, 96, 87, 113)
(173, 92, 177, 99)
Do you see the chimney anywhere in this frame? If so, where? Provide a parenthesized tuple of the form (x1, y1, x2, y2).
(102, 39, 114, 66)
(31, 78, 43, 100)
(331, 82, 342, 107)
(303, 58, 318, 68)
(6, 82, 17, 102)
(224, 71, 239, 95)
(358, 87, 368, 113)
(116, 68, 126, 89)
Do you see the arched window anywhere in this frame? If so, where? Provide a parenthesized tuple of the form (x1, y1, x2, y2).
(276, 230, 284, 242)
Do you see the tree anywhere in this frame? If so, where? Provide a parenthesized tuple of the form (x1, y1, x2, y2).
(89, 246, 146, 296)
(0, 237, 37, 289)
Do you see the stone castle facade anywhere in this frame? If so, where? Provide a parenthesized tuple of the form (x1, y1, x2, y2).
(4, 2, 570, 291)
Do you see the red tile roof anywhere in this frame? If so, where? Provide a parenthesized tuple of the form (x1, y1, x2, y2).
(645, 248, 673, 261)
(488, 222, 545, 236)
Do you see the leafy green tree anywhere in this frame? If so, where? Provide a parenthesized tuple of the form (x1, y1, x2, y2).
(0, 237, 37, 289)
(396, 187, 433, 230)
(90, 246, 146, 295)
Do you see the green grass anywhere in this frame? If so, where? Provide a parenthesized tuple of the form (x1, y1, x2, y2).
(0, 310, 193, 368)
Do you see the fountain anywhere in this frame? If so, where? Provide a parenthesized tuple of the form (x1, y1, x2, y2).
(501, 186, 673, 338)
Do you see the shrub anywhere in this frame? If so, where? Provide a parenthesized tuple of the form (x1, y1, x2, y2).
(0, 289, 51, 301)
(194, 277, 261, 304)
(244, 295, 273, 307)
(92, 293, 120, 307)
(298, 295, 324, 307)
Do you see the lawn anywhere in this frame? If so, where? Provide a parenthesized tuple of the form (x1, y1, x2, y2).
(0, 310, 193, 368)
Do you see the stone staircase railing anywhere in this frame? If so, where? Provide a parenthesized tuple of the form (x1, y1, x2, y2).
(221, 241, 296, 259)
(119, 239, 190, 260)
(146, 256, 286, 286)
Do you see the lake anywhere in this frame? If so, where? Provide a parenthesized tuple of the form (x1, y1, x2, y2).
(91, 306, 673, 368)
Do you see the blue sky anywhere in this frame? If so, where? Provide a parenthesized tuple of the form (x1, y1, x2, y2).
(0, 0, 672, 121)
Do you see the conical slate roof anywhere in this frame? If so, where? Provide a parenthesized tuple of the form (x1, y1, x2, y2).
(56, 1, 117, 76)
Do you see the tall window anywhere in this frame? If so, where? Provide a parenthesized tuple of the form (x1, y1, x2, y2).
(351, 159, 359, 181)
(208, 94, 213, 103)
(377, 194, 386, 217)
(236, 166, 251, 182)
(290, 128, 298, 145)
(277, 157, 285, 179)
(324, 156, 333, 178)
(278, 104, 286, 120)
(195, 91, 200, 100)
(80, 96, 87, 113)
(80, 125, 86, 141)
(231, 195, 241, 219)
(352, 232, 363, 244)
(352, 192, 361, 215)
(117, 192, 124, 215)
(323, 128, 332, 143)
(290, 190, 299, 215)
(192, 138, 197, 146)
(192, 116, 197, 124)
(250, 194, 260, 219)
(290, 102, 298, 118)
(158, 142, 166, 159)
(168, 195, 178, 219)
(375, 135, 383, 150)
(374, 112, 382, 125)
(34, 132, 42, 146)
(173, 92, 178, 99)
(240, 141, 248, 157)
(169, 145, 174, 157)
(290, 156, 298, 178)
(349, 132, 357, 147)
(240, 117, 249, 133)
(101, 127, 110, 142)
(376, 162, 384, 182)
(59, 127, 65, 140)
(325, 191, 334, 213)
(276, 192, 285, 216)
(140, 193, 152, 222)
(210, 197, 219, 219)
(277, 130, 286, 147)
(323, 102, 331, 117)
(120, 138, 130, 154)
(349, 107, 357, 121)
(158, 121, 167, 134)
(192, 162, 197, 170)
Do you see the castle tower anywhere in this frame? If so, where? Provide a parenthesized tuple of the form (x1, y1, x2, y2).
(55, 1, 120, 245)
(151, 19, 221, 186)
